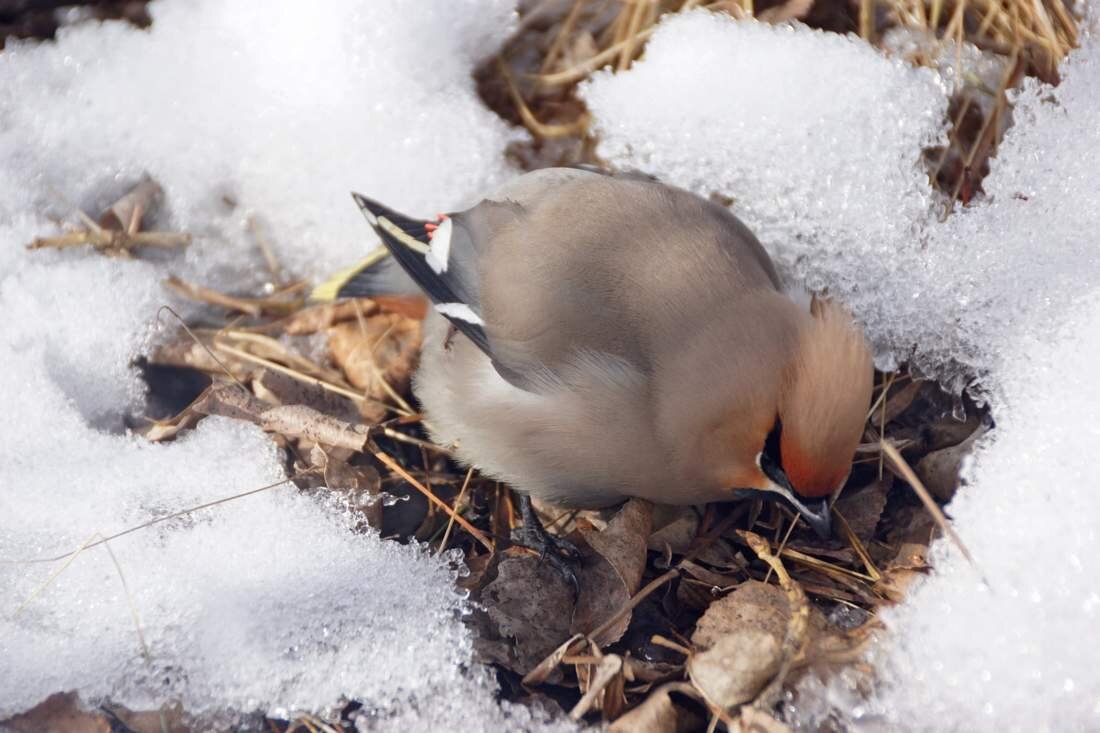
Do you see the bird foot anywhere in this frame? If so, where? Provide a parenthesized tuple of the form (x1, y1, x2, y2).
(512, 494, 582, 593)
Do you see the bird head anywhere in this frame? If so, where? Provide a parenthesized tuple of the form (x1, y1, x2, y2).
(658, 293, 872, 538)
(757, 296, 874, 537)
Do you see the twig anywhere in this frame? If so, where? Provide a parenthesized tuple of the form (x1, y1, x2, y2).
(2, 475, 301, 565)
(880, 440, 986, 583)
(369, 442, 494, 551)
(438, 467, 475, 553)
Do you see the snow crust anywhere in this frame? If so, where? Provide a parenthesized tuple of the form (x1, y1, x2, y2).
(584, 13, 953, 378)
(588, 10, 1100, 729)
(0, 2, 575, 729)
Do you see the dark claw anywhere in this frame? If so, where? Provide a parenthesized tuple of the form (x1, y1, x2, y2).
(512, 494, 582, 594)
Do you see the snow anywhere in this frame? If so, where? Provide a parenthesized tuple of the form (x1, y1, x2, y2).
(586, 10, 1100, 730)
(584, 12, 953, 379)
(0, 1, 576, 729)
(817, 27, 1100, 732)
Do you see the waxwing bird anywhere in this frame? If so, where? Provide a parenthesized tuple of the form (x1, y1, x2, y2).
(314, 168, 874, 541)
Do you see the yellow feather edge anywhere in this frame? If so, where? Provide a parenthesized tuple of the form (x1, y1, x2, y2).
(309, 248, 390, 301)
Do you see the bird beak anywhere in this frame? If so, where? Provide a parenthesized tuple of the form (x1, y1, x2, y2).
(761, 474, 833, 539)
(786, 494, 832, 539)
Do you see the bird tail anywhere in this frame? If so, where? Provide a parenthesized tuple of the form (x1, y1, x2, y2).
(310, 247, 418, 301)
(311, 190, 434, 301)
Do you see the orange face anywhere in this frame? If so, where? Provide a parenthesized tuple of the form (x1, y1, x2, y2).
(780, 433, 853, 499)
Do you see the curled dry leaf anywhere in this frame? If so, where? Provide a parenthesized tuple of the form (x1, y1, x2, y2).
(688, 580, 820, 711)
(327, 313, 420, 422)
(572, 498, 653, 647)
(870, 379, 924, 428)
(608, 682, 702, 733)
(477, 555, 575, 677)
(571, 653, 624, 720)
(194, 382, 368, 453)
(311, 445, 383, 529)
(690, 630, 782, 711)
(99, 174, 162, 233)
(149, 334, 253, 382)
(874, 540, 933, 602)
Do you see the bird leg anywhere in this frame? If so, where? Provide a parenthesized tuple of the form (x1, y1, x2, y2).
(511, 493, 582, 592)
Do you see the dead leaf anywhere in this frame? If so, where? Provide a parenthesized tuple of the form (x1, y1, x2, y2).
(327, 314, 420, 422)
(915, 423, 989, 501)
(281, 299, 379, 334)
(0, 693, 108, 733)
(874, 540, 932, 602)
(477, 555, 575, 676)
(572, 499, 653, 647)
(647, 505, 698, 555)
(737, 706, 793, 733)
(522, 633, 586, 686)
(194, 382, 368, 452)
(609, 682, 702, 733)
(99, 175, 162, 233)
(571, 653, 624, 720)
(312, 445, 383, 529)
(833, 475, 891, 541)
(869, 379, 924, 428)
(692, 581, 793, 650)
(688, 580, 821, 711)
(689, 630, 782, 710)
(252, 368, 361, 424)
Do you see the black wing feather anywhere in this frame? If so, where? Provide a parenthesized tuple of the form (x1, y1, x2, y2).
(350, 192, 492, 356)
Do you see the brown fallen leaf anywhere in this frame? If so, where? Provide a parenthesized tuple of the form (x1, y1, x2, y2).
(737, 706, 794, 732)
(690, 630, 782, 711)
(311, 445, 383, 529)
(869, 379, 924, 428)
(874, 540, 933, 602)
(0, 692, 186, 733)
(688, 578, 821, 712)
(833, 474, 891, 541)
(571, 653, 625, 720)
(692, 580, 800, 650)
(140, 394, 207, 442)
(194, 382, 368, 453)
(251, 368, 361, 425)
(0, 692, 108, 733)
(572, 499, 653, 647)
(327, 314, 420, 422)
(280, 299, 379, 335)
(915, 422, 989, 501)
(609, 682, 702, 733)
(477, 555, 575, 676)
(647, 505, 698, 556)
(99, 175, 162, 233)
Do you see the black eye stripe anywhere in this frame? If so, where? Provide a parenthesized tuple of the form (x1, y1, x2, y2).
(760, 416, 784, 485)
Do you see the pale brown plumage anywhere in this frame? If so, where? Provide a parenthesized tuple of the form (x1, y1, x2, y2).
(322, 168, 873, 535)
